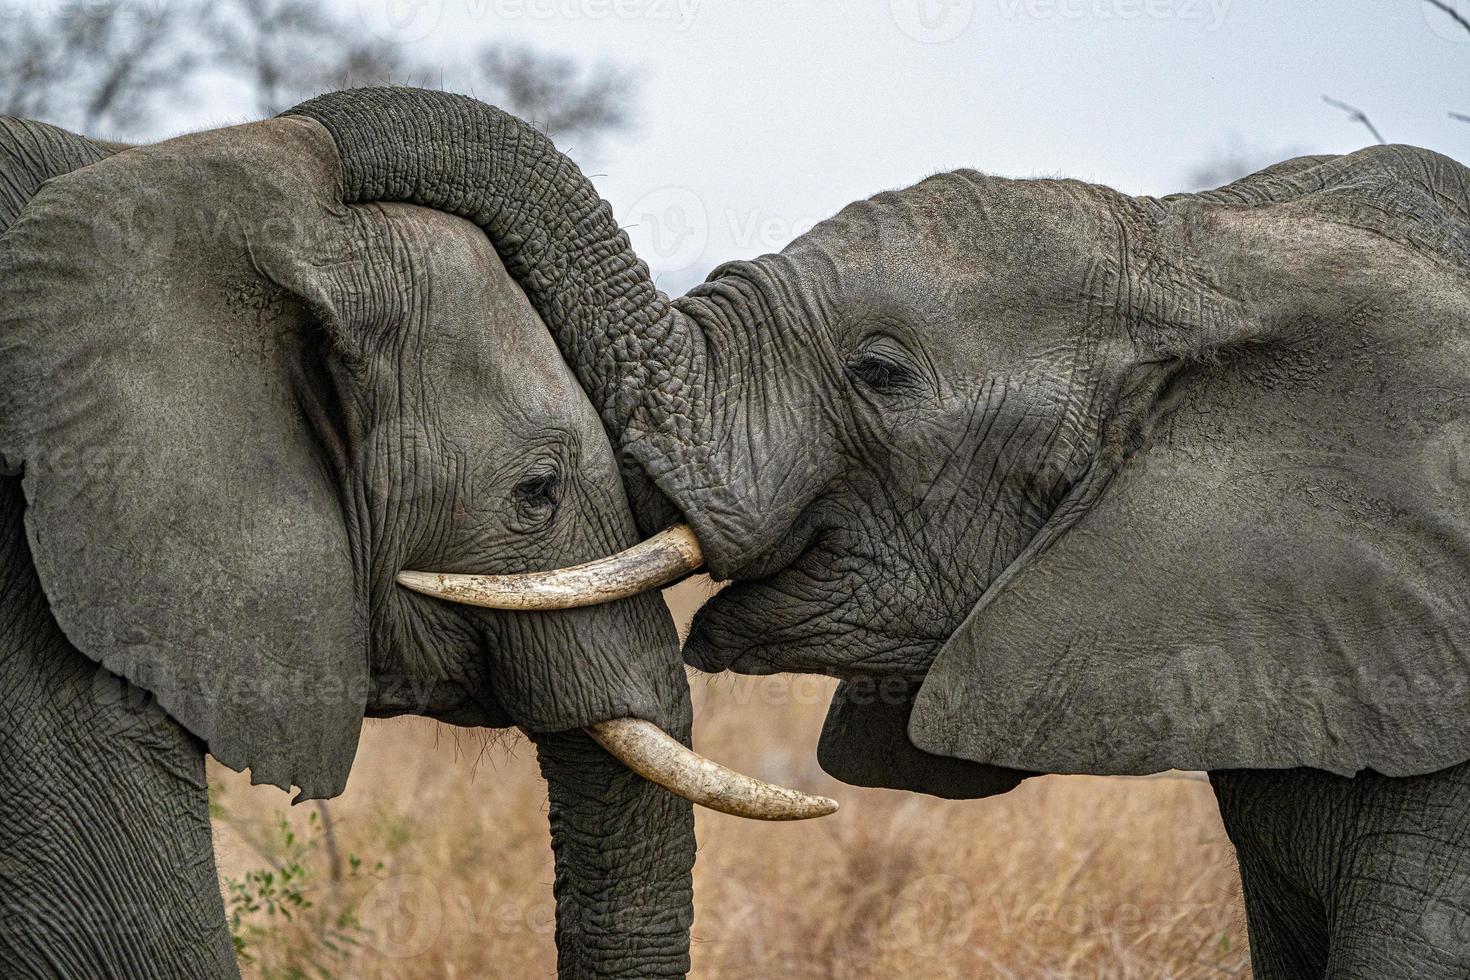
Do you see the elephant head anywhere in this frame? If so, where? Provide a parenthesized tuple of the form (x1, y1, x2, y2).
(0, 104, 828, 976)
(663, 148, 1470, 788)
(372, 80, 1468, 796)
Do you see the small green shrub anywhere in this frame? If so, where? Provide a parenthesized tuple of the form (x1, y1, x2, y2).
(220, 803, 384, 979)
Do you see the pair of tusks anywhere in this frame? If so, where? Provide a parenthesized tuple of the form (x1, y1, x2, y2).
(396, 524, 839, 821)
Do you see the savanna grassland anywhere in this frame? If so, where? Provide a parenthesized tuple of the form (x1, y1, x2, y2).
(211, 577, 1251, 978)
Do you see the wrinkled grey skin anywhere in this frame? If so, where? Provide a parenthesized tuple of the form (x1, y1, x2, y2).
(0, 109, 693, 978)
(349, 85, 1470, 976)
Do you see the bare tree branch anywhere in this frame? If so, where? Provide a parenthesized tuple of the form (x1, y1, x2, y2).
(73, 5, 197, 132)
(1425, 0, 1470, 39)
(0, 19, 70, 121)
(470, 43, 638, 150)
(0, 2, 195, 136)
(209, 0, 353, 117)
(1451, 111, 1470, 123)
(1322, 95, 1386, 144)
(0, 0, 641, 157)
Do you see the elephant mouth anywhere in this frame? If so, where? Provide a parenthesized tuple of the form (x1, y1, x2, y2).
(720, 507, 831, 583)
(685, 524, 827, 672)
(396, 524, 839, 822)
(679, 573, 829, 676)
(680, 522, 854, 677)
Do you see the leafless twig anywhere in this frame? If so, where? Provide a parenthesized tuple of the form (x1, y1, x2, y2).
(0, 2, 194, 136)
(470, 42, 639, 150)
(0, 0, 640, 153)
(1425, 0, 1470, 39)
(1322, 95, 1386, 144)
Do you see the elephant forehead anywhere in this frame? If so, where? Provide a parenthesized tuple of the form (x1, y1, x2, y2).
(790, 174, 1122, 369)
(804, 170, 1116, 277)
(369, 202, 602, 440)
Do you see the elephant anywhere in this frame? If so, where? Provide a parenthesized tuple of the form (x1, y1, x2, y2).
(342, 87, 1470, 976)
(0, 99, 829, 978)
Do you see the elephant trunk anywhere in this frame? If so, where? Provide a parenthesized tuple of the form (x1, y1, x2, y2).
(282, 88, 812, 580)
(530, 728, 696, 979)
(281, 88, 696, 534)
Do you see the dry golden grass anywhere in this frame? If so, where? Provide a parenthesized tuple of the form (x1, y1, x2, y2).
(211, 577, 1250, 978)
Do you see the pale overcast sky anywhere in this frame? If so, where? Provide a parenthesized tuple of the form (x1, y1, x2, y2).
(184, 0, 1470, 293)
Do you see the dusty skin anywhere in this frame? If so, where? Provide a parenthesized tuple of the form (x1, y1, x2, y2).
(211, 577, 1249, 978)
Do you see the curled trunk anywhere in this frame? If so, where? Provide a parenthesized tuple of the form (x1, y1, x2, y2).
(531, 729, 696, 979)
(282, 88, 696, 535)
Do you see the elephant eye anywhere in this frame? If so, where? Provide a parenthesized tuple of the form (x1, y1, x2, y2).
(846, 349, 916, 393)
(512, 471, 561, 527)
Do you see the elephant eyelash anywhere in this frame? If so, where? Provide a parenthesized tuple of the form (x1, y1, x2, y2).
(513, 471, 562, 523)
(846, 350, 917, 393)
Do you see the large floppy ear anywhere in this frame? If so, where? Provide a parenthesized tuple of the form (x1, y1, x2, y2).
(0, 116, 374, 799)
(911, 145, 1470, 779)
(0, 117, 121, 232)
(818, 678, 1031, 799)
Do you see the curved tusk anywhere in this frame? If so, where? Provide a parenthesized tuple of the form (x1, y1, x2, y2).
(396, 523, 704, 611)
(587, 718, 839, 821)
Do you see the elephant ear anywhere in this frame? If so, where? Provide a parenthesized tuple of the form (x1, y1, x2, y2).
(0, 117, 369, 799)
(818, 678, 1031, 799)
(0, 117, 119, 232)
(0, 118, 119, 475)
(911, 145, 1470, 778)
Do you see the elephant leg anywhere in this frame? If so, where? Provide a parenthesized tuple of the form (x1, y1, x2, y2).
(1321, 766, 1470, 979)
(1231, 848, 1328, 978)
(1212, 764, 1470, 980)
(1, 475, 236, 978)
(1326, 865, 1470, 978)
(1211, 770, 1328, 978)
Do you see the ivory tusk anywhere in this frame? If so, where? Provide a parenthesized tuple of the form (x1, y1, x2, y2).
(587, 717, 839, 821)
(396, 524, 704, 611)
